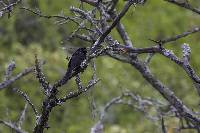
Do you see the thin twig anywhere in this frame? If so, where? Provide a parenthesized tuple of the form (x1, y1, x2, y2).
(164, 0, 200, 15)
(17, 103, 28, 129)
(161, 27, 200, 44)
(0, 120, 28, 133)
(13, 88, 39, 116)
(58, 79, 100, 104)
(91, 0, 135, 53)
(0, 67, 34, 90)
(20, 7, 79, 25)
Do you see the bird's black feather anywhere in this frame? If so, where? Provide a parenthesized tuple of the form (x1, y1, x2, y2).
(65, 47, 87, 79)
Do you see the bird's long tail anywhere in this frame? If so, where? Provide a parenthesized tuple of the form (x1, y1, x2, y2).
(53, 69, 71, 88)
(62, 69, 72, 84)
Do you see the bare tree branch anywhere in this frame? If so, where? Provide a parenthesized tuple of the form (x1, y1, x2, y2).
(58, 79, 100, 104)
(13, 88, 39, 117)
(160, 27, 200, 44)
(107, 51, 200, 128)
(17, 103, 28, 129)
(0, 120, 28, 133)
(164, 0, 200, 15)
(0, 0, 22, 18)
(91, 0, 135, 53)
(0, 66, 34, 90)
(20, 7, 79, 25)
(4, 60, 15, 80)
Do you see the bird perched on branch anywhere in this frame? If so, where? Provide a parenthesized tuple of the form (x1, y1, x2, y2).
(65, 47, 87, 79)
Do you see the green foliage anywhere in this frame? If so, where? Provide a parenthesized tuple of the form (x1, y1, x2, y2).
(0, 0, 199, 133)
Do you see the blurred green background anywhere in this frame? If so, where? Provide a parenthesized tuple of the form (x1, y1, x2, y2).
(0, 0, 200, 132)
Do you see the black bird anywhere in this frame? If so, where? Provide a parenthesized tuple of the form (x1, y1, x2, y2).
(65, 47, 87, 79)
